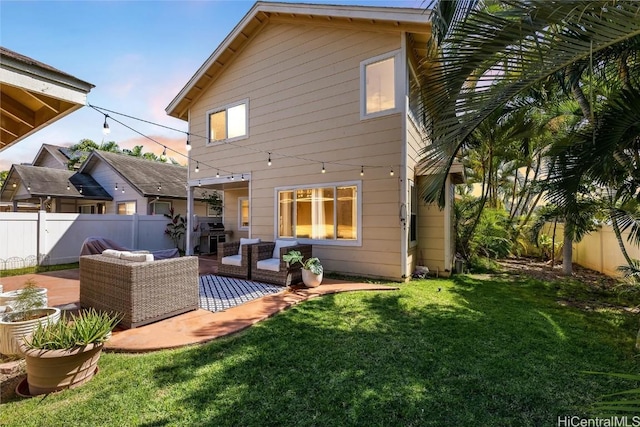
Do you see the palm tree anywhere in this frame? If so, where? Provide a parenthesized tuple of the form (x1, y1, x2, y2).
(421, 0, 640, 274)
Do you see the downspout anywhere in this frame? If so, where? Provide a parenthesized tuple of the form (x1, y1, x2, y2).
(400, 32, 408, 280)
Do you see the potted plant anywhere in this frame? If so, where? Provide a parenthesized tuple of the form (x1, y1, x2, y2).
(0, 280, 60, 356)
(19, 308, 121, 396)
(283, 250, 323, 287)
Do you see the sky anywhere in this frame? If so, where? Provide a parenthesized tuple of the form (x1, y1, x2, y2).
(0, 0, 422, 170)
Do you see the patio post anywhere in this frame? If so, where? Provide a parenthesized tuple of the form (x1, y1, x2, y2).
(186, 185, 194, 255)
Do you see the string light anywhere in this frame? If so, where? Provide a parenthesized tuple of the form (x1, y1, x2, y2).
(216, 170, 220, 178)
(241, 174, 245, 181)
(158, 183, 162, 192)
(27, 182, 31, 191)
(88, 104, 401, 181)
(121, 186, 125, 194)
(79, 185, 83, 194)
(230, 174, 235, 180)
(103, 115, 110, 135)
(67, 182, 70, 191)
(195, 162, 200, 173)
(198, 180, 201, 187)
(12, 182, 16, 188)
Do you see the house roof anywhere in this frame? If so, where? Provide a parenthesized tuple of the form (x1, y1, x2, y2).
(79, 150, 207, 199)
(0, 47, 95, 152)
(166, 1, 431, 120)
(32, 144, 73, 169)
(1, 164, 112, 201)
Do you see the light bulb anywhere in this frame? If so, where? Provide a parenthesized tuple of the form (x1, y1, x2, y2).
(268, 153, 272, 166)
(195, 162, 200, 173)
(321, 163, 326, 174)
(103, 116, 110, 135)
(360, 166, 364, 176)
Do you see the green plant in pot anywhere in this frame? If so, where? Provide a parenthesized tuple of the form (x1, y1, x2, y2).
(283, 250, 323, 287)
(19, 308, 121, 396)
(0, 280, 60, 356)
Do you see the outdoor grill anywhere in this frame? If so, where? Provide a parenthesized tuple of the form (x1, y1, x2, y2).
(199, 222, 229, 254)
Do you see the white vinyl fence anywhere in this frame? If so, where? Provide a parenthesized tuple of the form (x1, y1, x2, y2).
(0, 212, 175, 269)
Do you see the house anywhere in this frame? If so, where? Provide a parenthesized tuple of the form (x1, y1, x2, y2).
(1, 146, 215, 220)
(166, 2, 462, 280)
(0, 47, 94, 151)
(0, 164, 111, 212)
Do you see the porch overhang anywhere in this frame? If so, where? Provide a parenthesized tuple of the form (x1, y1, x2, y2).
(0, 47, 94, 152)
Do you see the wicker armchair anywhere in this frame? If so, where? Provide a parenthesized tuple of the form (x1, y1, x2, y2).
(79, 254, 199, 329)
(251, 242, 312, 286)
(217, 240, 258, 280)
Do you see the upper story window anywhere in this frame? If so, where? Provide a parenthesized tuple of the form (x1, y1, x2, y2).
(361, 51, 401, 120)
(207, 99, 248, 144)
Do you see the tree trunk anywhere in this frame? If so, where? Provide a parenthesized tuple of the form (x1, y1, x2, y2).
(562, 226, 573, 276)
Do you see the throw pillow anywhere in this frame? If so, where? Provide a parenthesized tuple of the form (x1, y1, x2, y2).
(272, 239, 298, 259)
(238, 238, 261, 255)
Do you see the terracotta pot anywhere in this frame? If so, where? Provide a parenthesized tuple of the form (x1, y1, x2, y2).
(302, 269, 323, 287)
(19, 342, 104, 396)
(0, 308, 61, 356)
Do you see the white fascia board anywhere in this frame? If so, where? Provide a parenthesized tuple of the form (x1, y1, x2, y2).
(0, 67, 89, 105)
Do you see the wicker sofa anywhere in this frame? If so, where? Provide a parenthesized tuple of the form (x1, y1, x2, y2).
(251, 242, 312, 286)
(79, 254, 199, 329)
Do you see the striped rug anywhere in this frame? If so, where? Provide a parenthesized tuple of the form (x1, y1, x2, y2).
(199, 275, 283, 312)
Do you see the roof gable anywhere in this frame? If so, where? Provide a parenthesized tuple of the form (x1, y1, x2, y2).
(32, 144, 71, 169)
(166, 1, 431, 120)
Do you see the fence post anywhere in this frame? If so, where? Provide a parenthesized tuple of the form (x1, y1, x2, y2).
(37, 210, 47, 266)
(132, 214, 139, 249)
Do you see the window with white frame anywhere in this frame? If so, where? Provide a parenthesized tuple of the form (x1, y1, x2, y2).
(277, 182, 359, 243)
(117, 201, 136, 215)
(409, 180, 417, 244)
(150, 200, 171, 216)
(361, 51, 400, 119)
(207, 99, 248, 144)
(238, 198, 249, 229)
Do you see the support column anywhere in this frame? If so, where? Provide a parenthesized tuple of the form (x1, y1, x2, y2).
(186, 186, 194, 256)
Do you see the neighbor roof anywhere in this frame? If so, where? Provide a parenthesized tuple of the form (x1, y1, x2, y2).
(1, 164, 112, 201)
(79, 151, 204, 199)
(166, 1, 431, 120)
(32, 144, 73, 169)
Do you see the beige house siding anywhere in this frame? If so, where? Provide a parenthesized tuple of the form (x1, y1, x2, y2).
(189, 22, 404, 279)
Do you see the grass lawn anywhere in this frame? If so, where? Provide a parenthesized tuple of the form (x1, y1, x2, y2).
(1, 273, 638, 426)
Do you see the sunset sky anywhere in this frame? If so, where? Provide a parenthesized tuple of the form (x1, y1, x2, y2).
(0, 0, 421, 170)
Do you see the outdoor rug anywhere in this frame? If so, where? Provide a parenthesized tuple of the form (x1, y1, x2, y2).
(199, 274, 284, 312)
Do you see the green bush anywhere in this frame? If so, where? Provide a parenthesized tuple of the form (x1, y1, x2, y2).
(470, 208, 513, 259)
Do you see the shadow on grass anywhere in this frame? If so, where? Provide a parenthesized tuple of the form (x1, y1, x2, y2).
(139, 276, 638, 427)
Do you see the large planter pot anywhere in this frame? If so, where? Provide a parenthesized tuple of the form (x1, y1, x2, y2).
(0, 308, 61, 356)
(19, 341, 104, 396)
(0, 288, 48, 311)
(302, 269, 323, 288)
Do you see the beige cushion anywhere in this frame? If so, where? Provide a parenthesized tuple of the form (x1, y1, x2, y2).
(272, 239, 298, 259)
(257, 258, 280, 272)
(102, 249, 121, 259)
(221, 255, 242, 266)
(238, 238, 260, 255)
(120, 252, 152, 262)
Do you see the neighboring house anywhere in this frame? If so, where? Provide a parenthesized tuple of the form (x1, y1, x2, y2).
(1, 145, 214, 218)
(1, 164, 112, 212)
(166, 2, 462, 280)
(0, 47, 94, 151)
(77, 150, 210, 218)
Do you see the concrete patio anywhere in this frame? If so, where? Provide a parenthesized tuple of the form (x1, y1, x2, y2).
(0, 256, 398, 353)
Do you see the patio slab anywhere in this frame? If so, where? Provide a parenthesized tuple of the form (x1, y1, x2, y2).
(0, 262, 398, 353)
